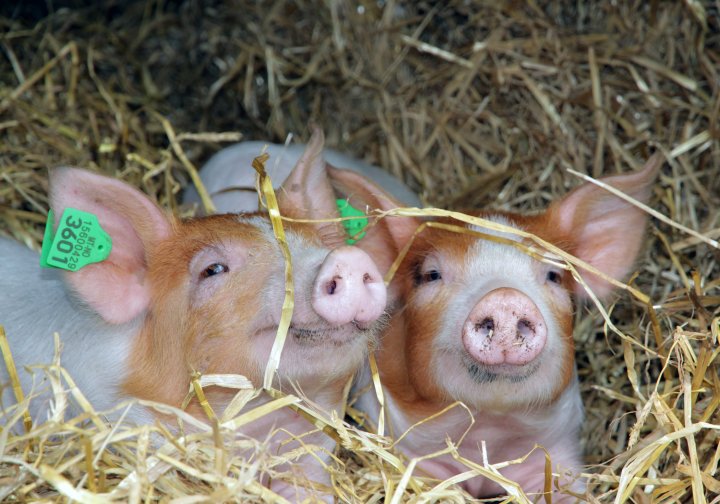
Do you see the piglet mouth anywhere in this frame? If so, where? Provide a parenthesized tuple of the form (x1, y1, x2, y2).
(289, 317, 383, 347)
(463, 354, 542, 384)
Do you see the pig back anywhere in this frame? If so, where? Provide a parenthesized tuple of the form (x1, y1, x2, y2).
(0, 237, 137, 424)
(183, 141, 421, 213)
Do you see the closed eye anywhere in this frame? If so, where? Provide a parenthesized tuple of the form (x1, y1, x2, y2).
(200, 263, 229, 279)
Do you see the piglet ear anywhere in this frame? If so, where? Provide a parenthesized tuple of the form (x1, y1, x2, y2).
(549, 154, 662, 299)
(276, 127, 345, 247)
(49, 167, 173, 324)
(328, 166, 420, 279)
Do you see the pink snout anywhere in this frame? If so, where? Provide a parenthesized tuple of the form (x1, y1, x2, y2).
(312, 246, 386, 326)
(462, 288, 547, 366)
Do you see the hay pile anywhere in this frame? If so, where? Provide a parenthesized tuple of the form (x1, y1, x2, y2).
(1, 0, 718, 502)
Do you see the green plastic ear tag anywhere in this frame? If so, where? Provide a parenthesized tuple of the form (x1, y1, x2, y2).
(336, 199, 368, 245)
(40, 208, 113, 271)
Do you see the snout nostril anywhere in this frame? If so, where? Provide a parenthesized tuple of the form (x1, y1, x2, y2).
(363, 272, 371, 283)
(475, 317, 494, 337)
(516, 319, 535, 340)
(326, 278, 339, 295)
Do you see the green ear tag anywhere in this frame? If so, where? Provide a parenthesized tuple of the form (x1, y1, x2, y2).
(336, 199, 368, 245)
(40, 208, 113, 271)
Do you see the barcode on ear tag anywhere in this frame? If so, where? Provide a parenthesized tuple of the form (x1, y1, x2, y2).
(40, 208, 113, 271)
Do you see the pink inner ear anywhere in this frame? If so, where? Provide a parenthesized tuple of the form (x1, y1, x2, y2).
(276, 128, 345, 246)
(569, 207, 649, 299)
(50, 167, 172, 324)
(551, 156, 661, 299)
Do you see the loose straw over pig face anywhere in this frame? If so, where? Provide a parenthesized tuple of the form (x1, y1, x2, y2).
(1, 1, 718, 502)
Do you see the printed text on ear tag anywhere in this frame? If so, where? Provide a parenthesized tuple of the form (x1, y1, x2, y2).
(336, 199, 368, 245)
(40, 208, 113, 271)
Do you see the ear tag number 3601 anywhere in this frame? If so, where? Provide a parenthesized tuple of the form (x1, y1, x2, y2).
(40, 208, 113, 271)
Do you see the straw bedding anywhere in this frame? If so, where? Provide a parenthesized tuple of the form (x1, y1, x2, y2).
(0, 1, 718, 502)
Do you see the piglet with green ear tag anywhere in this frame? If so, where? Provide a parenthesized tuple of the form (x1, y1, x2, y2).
(0, 137, 409, 501)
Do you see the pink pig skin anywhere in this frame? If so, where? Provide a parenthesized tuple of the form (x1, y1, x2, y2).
(353, 155, 662, 501)
(0, 130, 400, 502)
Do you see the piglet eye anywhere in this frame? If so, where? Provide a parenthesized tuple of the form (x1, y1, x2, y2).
(416, 269, 442, 285)
(546, 270, 562, 284)
(425, 270, 442, 282)
(201, 263, 229, 279)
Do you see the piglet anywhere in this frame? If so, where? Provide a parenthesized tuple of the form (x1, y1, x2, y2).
(354, 156, 661, 500)
(0, 134, 395, 501)
(184, 128, 421, 308)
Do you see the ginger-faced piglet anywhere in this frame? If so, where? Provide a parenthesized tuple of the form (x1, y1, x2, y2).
(184, 127, 421, 308)
(0, 137, 399, 500)
(355, 156, 662, 500)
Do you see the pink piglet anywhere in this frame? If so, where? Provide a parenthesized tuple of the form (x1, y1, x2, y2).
(353, 155, 662, 500)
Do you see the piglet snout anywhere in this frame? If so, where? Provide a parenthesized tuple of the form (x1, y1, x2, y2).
(462, 288, 547, 366)
(312, 246, 386, 326)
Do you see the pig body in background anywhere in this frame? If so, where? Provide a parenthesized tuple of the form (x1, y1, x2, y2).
(0, 130, 395, 501)
(354, 156, 661, 500)
(0, 237, 139, 418)
(183, 140, 422, 214)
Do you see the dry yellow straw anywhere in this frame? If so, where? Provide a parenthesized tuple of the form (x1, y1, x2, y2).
(0, 325, 33, 433)
(0, 42, 79, 113)
(367, 352, 386, 437)
(155, 112, 217, 215)
(183, 371, 218, 423)
(252, 153, 295, 390)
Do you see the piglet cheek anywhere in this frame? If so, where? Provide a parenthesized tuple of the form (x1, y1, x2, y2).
(461, 288, 547, 366)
